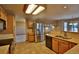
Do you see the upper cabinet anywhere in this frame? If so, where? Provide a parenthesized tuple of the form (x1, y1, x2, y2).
(0, 6, 7, 20)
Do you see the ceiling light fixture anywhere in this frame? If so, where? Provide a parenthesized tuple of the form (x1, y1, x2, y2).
(32, 6, 45, 15)
(64, 5, 67, 9)
(25, 4, 38, 14)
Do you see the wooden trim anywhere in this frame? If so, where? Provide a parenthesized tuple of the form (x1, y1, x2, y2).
(23, 4, 28, 13)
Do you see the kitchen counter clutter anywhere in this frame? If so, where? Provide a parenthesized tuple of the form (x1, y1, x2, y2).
(0, 34, 14, 54)
(45, 34, 79, 54)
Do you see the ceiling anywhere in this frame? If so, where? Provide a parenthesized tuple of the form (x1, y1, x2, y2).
(46, 4, 79, 20)
(1, 4, 25, 19)
(33, 4, 79, 21)
(1, 4, 79, 22)
(1, 4, 24, 15)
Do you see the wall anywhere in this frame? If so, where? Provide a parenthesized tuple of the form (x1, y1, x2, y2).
(16, 21, 26, 35)
(15, 17, 27, 43)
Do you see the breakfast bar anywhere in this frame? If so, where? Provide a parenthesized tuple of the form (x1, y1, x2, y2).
(0, 34, 14, 54)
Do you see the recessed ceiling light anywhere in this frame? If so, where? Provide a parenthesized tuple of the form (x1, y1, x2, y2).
(64, 6, 67, 8)
(25, 4, 38, 14)
(32, 6, 45, 15)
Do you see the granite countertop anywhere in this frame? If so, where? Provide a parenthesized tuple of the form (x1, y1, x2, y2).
(0, 34, 14, 40)
(46, 34, 79, 54)
(46, 34, 79, 43)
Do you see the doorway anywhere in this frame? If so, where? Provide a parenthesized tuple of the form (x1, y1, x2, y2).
(15, 19, 27, 43)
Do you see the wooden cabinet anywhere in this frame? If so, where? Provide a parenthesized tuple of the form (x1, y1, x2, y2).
(45, 35, 77, 54)
(0, 6, 7, 20)
(59, 40, 69, 54)
(52, 38, 59, 53)
(28, 36, 35, 42)
(28, 29, 34, 35)
(52, 38, 69, 54)
(0, 6, 15, 34)
(27, 20, 35, 42)
(69, 42, 77, 49)
(6, 15, 14, 34)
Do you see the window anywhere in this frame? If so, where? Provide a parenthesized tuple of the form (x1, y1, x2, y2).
(64, 22, 67, 31)
(64, 22, 78, 32)
(73, 23, 78, 32)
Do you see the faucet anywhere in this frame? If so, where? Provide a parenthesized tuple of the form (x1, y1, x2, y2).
(64, 31, 67, 38)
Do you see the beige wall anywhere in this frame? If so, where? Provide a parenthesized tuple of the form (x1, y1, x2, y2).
(16, 21, 26, 35)
(15, 17, 27, 42)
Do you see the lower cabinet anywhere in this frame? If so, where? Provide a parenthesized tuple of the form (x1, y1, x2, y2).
(28, 35, 35, 42)
(58, 40, 69, 54)
(52, 38, 59, 53)
(69, 42, 77, 49)
(46, 36, 77, 54)
(52, 38, 77, 54)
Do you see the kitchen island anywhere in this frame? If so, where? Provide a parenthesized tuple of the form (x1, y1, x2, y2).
(45, 34, 79, 54)
(0, 34, 14, 54)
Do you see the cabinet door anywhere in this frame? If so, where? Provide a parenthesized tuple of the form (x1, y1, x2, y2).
(28, 29, 34, 35)
(28, 36, 35, 42)
(52, 38, 59, 53)
(69, 42, 77, 49)
(59, 40, 69, 54)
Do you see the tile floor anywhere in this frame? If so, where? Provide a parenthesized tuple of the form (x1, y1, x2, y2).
(0, 41, 56, 54)
(14, 41, 56, 54)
